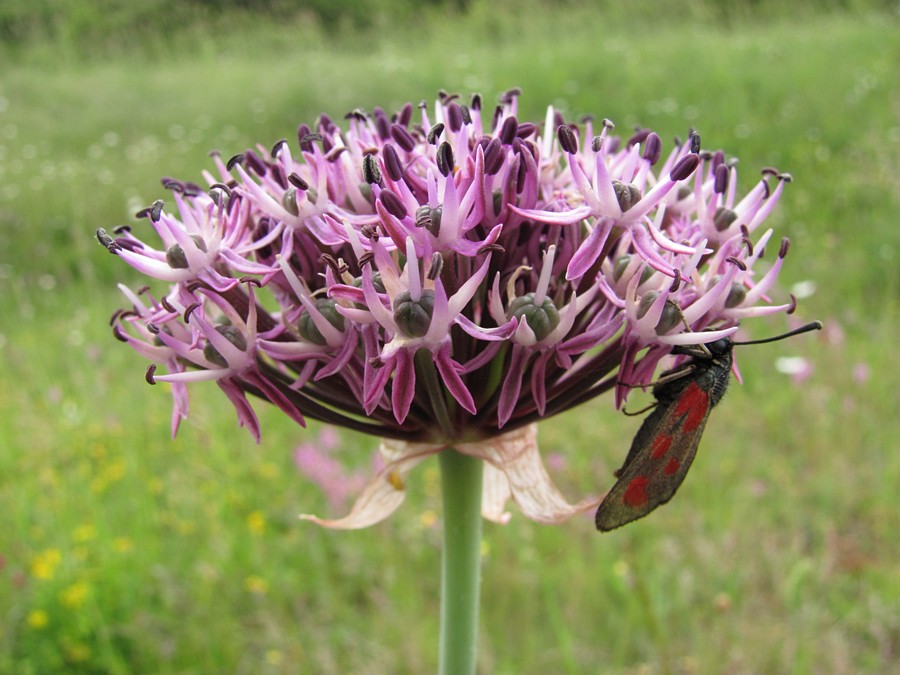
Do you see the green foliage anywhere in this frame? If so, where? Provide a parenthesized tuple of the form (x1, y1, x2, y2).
(1, 2, 898, 672)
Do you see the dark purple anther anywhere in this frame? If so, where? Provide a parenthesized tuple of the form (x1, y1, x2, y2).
(270, 165, 288, 190)
(483, 137, 504, 175)
(183, 302, 201, 323)
(447, 103, 463, 132)
(383, 144, 404, 181)
(391, 124, 416, 153)
(500, 87, 522, 104)
(270, 139, 288, 159)
(226, 154, 245, 172)
(470, 92, 482, 111)
(643, 132, 662, 165)
(670, 154, 700, 181)
(557, 125, 578, 154)
(300, 133, 322, 153)
(459, 105, 471, 126)
(398, 102, 413, 128)
(499, 116, 518, 145)
(182, 182, 203, 197)
(297, 124, 312, 151)
(714, 163, 730, 194)
(317, 114, 336, 134)
(427, 123, 445, 145)
(363, 154, 382, 185)
(135, 199, 164, 221)
(96, 228, 117, 252)
(627, 128, 651, 148)
(516, 122, 536, 139)
(324, 146, 347, 162)
(779, 238, 790, 258)
(427, 252, 443, 281)
(374, 107, 391, 141)
(288, 173, 309, 191)
(380, 189, 408, 219)
(436, 142, 454, 177)
(553, 110, 565, 130)
(786, 293, 798, 315)
(516, 154, 528, 194)
(725, 256, 748, 271)
(490, 105, 503, 132)
(711, 150, 725, 172)
(245, 150, 267, 176)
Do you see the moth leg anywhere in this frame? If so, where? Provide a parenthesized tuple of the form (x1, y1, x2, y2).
(616, 363, 697, 392)
(622, 401, 658, 417)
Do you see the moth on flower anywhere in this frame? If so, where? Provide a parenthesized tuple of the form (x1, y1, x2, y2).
(103, 88, 809, 528)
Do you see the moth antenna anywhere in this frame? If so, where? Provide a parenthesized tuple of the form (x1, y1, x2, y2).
(731, 321, 822, 346)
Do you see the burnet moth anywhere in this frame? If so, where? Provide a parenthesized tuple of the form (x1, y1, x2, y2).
(595, 320, 823, 532)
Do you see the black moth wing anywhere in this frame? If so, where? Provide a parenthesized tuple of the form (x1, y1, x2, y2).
(611, 360, 701, 478)
(595, 342, 734, 531)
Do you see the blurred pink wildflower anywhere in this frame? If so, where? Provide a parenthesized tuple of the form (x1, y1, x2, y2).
(293, 428, 369, 512)
(103, 89, 802, 528)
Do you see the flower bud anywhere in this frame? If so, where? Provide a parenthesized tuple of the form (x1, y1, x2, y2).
(612, 180, 642, 212)
(612, 255, 654, 284)
(725, 282, 747, 308)
(508, 293, 560, 341)
(713, 206, 738, 231)
(637, 292, 682, 335)
(298, 298, 346, 345)
(203, 325, 247, 367)
(393, 290, 435, 337)
(415, 206, 442, 237)
(165, 244, 189, 269)
(282, 189, 299, 216)
(612, 255, 631, 282)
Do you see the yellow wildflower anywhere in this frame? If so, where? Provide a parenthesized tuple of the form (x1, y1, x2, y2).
(60, 582, 90, 609)
(30, 549, 61, 580)
(246, 510, 266, 534)
(27, 610, 49, 629)
(244, 575, 269, 595)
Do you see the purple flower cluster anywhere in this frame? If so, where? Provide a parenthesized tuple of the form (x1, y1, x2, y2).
(103, 89, 797, 446)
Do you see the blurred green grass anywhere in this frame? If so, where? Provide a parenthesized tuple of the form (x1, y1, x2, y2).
(1, 1, 898, 672)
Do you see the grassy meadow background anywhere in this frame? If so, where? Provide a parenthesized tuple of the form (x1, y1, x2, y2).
(1, 0, 898, 671)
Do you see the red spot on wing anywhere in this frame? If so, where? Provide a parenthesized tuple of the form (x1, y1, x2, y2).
(623, 476, 650, 507)
(664, 458, 680, 475)
(651, 433, 672, 459)
(673, 382, 709, 432)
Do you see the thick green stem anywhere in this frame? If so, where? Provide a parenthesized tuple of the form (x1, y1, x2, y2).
(438, 449, 484, 675)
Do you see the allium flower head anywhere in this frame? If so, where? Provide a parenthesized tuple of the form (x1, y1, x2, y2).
(103, 89, 800, 527)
